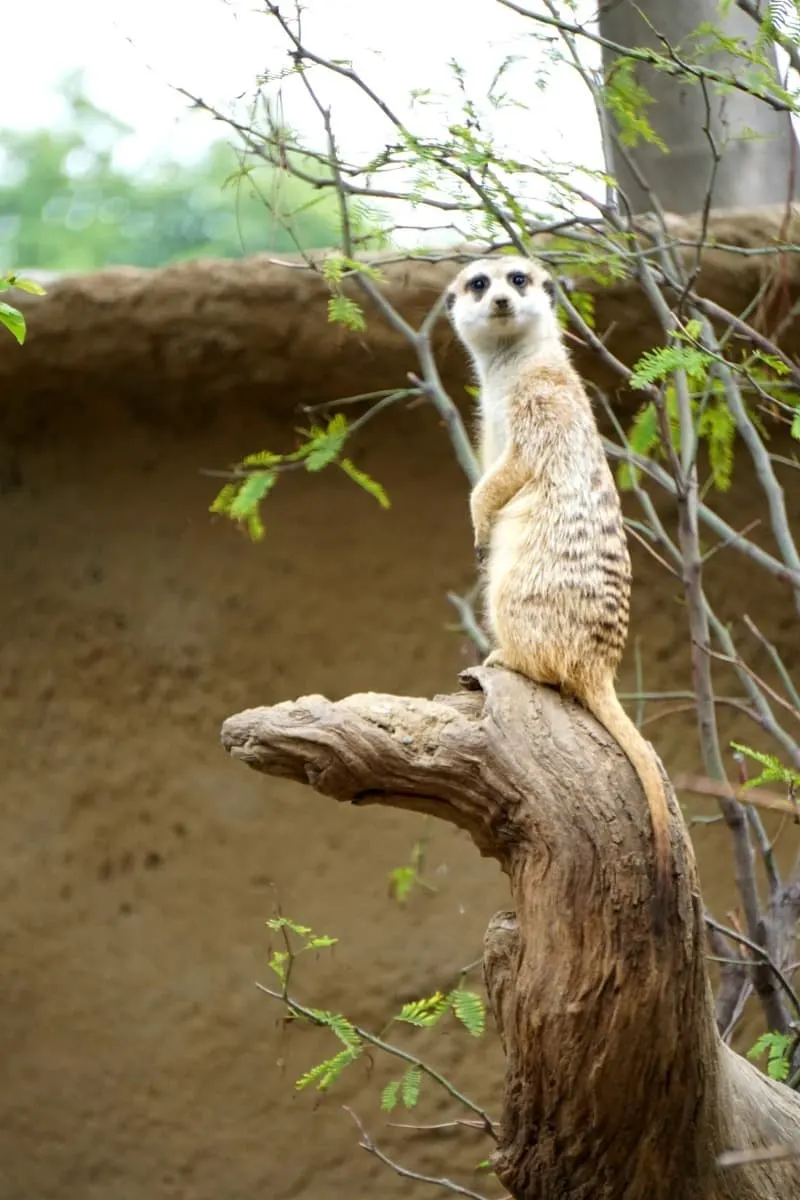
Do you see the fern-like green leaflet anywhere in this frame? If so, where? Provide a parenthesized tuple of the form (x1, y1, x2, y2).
(266, 917, 314, 936)
(401, 1066, 422, 1108)
(295, 1047, 361, 1092)
(747, 1031, 792, 1081)
(397, 992, 449, 1028)
(269, 950, 289, 984)
(617, 401, 659, 492)
(305, 1009, 361, 1050)
(450, 990, 486, 1038)
(228, 470, 277, 519)
(328, 295, 366, 332)
(389, 864, 417, 904)
(731, 742, 800, 791)
(304, 414, 349, 472)
(339, 458, 391, 508)
(381, 1080, 401, 1112)
(698, 399, 737, 492)
(628, 345, 713, 390)
(208, 482, 239, 516)
(602, 59, 667, 151)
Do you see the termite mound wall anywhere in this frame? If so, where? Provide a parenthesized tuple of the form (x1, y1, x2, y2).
(1, 206, 798, 1200)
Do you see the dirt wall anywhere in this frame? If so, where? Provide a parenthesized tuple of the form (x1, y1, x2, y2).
(1, 211, 799, 1200)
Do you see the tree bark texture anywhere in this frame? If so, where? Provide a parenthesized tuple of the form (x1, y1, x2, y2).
(599, 0, 800, 213)
(221, 667, 800, 1199)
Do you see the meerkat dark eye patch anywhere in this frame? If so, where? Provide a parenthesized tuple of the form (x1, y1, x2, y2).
(467, 273, 490, 295)
(508, 271, 529, 289)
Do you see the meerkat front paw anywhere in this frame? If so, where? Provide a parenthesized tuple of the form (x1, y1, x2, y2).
(483, 649, 506, 668)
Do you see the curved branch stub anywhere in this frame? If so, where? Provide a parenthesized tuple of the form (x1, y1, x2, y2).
(220, 686, 507, 854)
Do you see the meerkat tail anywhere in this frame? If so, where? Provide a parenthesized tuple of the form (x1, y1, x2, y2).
(581, 679, 672, 935)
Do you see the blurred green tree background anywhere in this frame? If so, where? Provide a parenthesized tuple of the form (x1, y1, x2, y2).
(0, 72, 353, 270)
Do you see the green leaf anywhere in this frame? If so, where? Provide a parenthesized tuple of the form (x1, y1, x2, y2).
(602, 58, 668, 151)
(305, 414, 349, 471)
(401, 1065, 422, 1108)
(746, 1030, 791, 1081)
(229, 470, 277, 519)
(9, 276, 46, 296)
(628, 401, 660, 456)
(328, 295, 366, 332)
(397, 992, 449, 1028)
(295, 1046, 361, 1092)
(751, 351, 791, 377)
(381, 1080, 401, 1112)
(322, 255, 382, 285)
(730, 742, 800, 791)
(450, 989, 486, 1038)
(747, 1033, 775, 1060)
(209, 482, 239, 516)
(307, 935, 338, 950)
(266, 917, 313, 936)
(792, 408, 800, 441)
(698, 401, 737, 492)
(241, 449, 283, 467)
(339, 458, 390, 508)
(245, 510, 265, 543)
(617, 401, 659, 492)
(566, 288, 595, 331)
(388, 864, 417, 904)
(306, 1009, 361, 1050)
(268, 950, 289, 983)
(0, 301, 26, 344)
(629, 344, 712, 390)
(322, 256, 347, 285)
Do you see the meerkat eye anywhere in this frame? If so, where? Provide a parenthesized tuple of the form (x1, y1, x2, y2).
(468, 274, 490, 294)
(509, 271, 528, 289)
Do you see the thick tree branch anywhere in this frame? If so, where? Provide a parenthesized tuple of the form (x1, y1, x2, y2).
(221, 668, 800, 1198)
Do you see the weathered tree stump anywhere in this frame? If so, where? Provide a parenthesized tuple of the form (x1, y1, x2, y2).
(221, 666, 800, 1199)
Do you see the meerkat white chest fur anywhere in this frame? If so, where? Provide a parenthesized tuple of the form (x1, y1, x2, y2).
(445, 255, 673, 933)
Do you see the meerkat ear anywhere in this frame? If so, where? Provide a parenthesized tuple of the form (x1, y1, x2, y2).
(542, 277, 556, 302)
(445, 289, 457, 314)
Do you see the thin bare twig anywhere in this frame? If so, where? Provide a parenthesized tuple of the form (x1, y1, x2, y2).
(343, 1107, 495, 1200)
(705, 915, 799, 1022)
(496, 0, 796, 110)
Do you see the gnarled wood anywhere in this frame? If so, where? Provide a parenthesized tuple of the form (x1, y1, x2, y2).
(221, 666, 800, 1199)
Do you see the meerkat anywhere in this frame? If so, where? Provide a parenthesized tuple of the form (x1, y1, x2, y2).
(446, 255, 672, 932)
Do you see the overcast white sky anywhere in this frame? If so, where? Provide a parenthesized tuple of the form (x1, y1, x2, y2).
(5, 0, 608, 241)
(6, 0, 800, 246)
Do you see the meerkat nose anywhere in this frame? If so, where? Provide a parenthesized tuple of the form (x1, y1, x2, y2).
(493, 295, 510, 313)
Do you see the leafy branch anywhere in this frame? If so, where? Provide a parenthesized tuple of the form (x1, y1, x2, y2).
(0, 274, 46, 345)
(207, 412, 391, 541)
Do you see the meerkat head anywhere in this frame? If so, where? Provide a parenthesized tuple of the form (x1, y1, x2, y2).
(445, 256, 558, 359)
